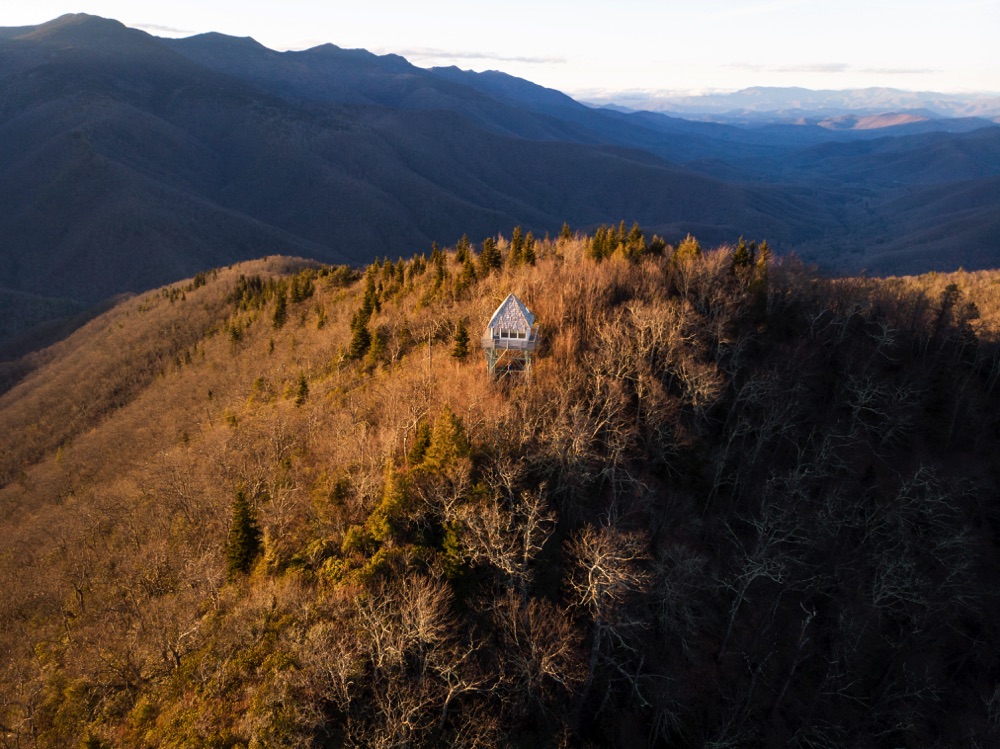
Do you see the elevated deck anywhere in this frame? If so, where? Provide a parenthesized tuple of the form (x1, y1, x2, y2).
(481, 332, 538, 352)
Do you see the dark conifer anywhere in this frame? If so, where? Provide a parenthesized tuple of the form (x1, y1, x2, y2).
(451, 319, 470, 359)
(226, 489, 262, 579)
(478, 237, 502, 276)
(455, 234, 470, 264)
(733, 237, 754, 270)
(524, 231, 537, 265)
(407, 421, 433, 465)
(272, 290, 288, 329)
(347, 310, 372, 359)
(295, 372, 308, 406)
(509, 226, 525, 266)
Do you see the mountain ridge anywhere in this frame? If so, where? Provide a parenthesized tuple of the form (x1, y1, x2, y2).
(0, 14, 998, 348)
(2, 237, 1000, 746)
(583, 84, 1000, 122)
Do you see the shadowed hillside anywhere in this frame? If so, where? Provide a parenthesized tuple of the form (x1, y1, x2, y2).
(2, 229, 1000, 747)
(0, 14, 820, 308)
(2, 13, 999, 353)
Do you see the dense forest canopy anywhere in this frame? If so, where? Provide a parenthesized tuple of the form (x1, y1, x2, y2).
(1, 228, 1000, 748)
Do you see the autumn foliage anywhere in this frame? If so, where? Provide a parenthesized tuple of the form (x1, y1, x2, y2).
(2, 233, 1000, 747)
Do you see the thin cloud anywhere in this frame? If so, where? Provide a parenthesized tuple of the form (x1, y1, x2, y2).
(386, 47, 565, 65)
(133, 23, 196, 36)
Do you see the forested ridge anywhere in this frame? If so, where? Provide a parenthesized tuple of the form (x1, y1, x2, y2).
(2, 228, 1000, 748)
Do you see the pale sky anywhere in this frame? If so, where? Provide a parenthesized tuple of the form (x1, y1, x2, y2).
(2, 1, 998, 97)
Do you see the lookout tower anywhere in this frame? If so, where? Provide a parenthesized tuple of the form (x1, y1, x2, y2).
(482, 293, 539, 381)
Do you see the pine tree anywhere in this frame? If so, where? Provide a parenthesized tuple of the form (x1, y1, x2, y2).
(560, 222, 573, 240)
(347, 310, 372, 360)
(424, 408, 471, 470)
(673, 233, 702, 263)
(478, 237, 502, 276)
(587, 225, 612, 262)
(295, 372, 309, 406)
(360, 272, 379, 320)
(226, 489, 262, 579)
(733, 237, 755, 270)
(624, 222, 646, 260)
(456, 234, 470, 264)
(432, 249, 447, 290)
(451, 319, 470, 359)
(523, 231, 537, 265)
(407, 420, 433, 465)
(368, 327, 387, 365)
(272, 291, 288, 329)
(509, 226, 525, 266)
(455, 256, 477, 296)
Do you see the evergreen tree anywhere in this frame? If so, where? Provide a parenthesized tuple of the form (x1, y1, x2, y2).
(451, 319, 470, 359)
(347, 310, 372, 360)
(523, 231, 537, 265)
(432, 249, 447, 290)
(407, 420, 433, 465)
(272, 290, 288, 329)
(366, 460, 410, 543)
(295, 372, 308, 406)
(587, 224, 613, 261)
(478, 237, 502, 276)
(460, 256, 477, 285)
(623, 222, 646, 260)
(756, 240, 771, 267)
(368, 327, 387, 365)
(509, 226, 525, 266)
(673, 233, 703, 263)
(560, 222, 573, 241)
(455, 234, 470, 264)
(226, 489, 262, 579)
(424, 407, 471, 470)
(733, 237, 754, 270)
(360, 272, 379, 320)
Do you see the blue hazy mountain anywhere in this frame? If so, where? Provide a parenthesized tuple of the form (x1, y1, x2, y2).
(1, 13, 998, 347)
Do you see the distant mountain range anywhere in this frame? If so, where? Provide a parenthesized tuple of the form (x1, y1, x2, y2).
(1, 14, 999, 348)
(585, 86, 1000, 125)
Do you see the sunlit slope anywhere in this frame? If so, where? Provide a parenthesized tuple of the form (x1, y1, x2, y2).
(3, 233, 1000, 747)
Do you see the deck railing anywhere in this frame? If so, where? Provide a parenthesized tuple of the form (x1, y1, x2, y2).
(481, 333, 538, 351)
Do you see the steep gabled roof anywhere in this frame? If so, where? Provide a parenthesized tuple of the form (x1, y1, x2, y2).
(487, 293, 534, 331)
